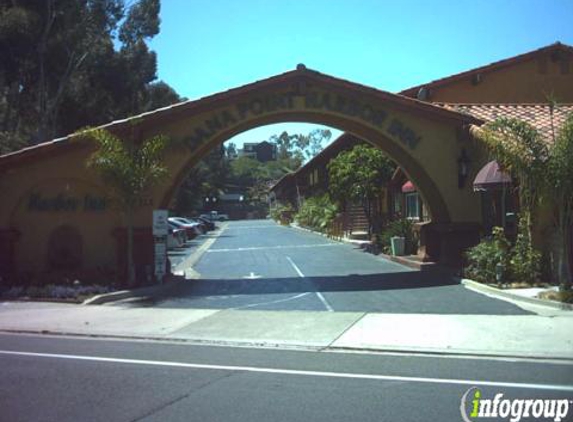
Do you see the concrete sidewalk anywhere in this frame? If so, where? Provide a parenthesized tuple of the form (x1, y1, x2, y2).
(0, 301, 572, 359)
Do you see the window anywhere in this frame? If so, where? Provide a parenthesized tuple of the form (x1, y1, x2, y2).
(405, 192, 420, 220)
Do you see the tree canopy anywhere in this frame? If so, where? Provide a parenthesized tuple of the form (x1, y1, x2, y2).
(173, 129, 333, 215)
(0, 0, 182, 154)
(327, 144, 396, 234)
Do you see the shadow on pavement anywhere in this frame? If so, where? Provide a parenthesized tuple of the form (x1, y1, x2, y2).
(162, 271, 457, 298)
(121, 273, 532, 315)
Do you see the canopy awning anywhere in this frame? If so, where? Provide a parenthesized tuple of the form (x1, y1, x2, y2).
(473, 160, 512, 191)
(401, 180, 416, 193)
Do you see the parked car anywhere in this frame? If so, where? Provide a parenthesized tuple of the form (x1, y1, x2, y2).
(168, 221, 191, 242)
(168, 217, 204, 236)
(208, 211, 229, 221)
(185, 217, 208, 234)
(196, 216, 215, 231)
(167, 227, 186, 249)
(168, 219, 197, 240)
(217, 214, 229, 221)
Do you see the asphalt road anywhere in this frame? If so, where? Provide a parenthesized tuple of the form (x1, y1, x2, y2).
(159, 220, 530, 315)
(1, 333, 571, 422)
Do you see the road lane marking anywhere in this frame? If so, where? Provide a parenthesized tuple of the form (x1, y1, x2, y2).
(232, 292, 311, 310)
(286, 256, 305, 278)
(242, 272, 262, 279)
(207, 243, 341, 253)
(225, 226, 285, 230)
(173, 222, 229, 276)
(1, 350, 572, 392)
(286, 256, 334, 312)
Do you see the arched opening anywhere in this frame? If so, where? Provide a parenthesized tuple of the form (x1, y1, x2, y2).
(159, 113, 451, 226)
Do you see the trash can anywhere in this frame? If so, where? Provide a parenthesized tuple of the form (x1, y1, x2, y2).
(390, 236, 405, 256)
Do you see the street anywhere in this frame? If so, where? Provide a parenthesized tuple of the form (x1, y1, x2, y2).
(161, 220, 529, 314)
(1, 220, 572, 422)
(1, 333, 572, 422)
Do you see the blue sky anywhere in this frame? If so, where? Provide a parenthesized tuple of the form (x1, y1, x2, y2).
(149, 0, 573, 148)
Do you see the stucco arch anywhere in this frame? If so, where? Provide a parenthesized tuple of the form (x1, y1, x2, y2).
(0, 66, 487, 278)
(158, 111, 451, 224)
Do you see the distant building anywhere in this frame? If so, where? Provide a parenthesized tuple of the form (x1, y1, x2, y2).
(238, 141, 277, 162)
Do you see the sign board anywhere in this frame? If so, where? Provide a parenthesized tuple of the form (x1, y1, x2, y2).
(154, 241, 167, 280)
(153, 209, 168, 281)
(153, 209, 169, 236)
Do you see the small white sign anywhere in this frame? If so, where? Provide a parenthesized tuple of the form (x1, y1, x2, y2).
(152, 209, 169, 236)
(154, 240, 167, 279)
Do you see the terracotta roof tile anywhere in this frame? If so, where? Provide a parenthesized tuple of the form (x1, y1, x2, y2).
(439, 103, 573, 143)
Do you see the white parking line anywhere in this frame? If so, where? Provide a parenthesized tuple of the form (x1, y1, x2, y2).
(232, 292, 311, 310)
(207, 243, 340, 253)
(1, 350, 572, 392)
(226, 226, 285, 230)
(286, 256, 334, 312)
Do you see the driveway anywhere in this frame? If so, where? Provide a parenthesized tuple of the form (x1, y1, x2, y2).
(155, 220, 530, 315)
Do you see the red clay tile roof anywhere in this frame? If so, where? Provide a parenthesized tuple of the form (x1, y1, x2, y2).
(400, 42, 573, 98)
(439, 103, 573, 143)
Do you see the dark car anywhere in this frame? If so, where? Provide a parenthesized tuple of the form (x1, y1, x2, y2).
(168, 219, 197, 240)
(196, 216, 215, 231)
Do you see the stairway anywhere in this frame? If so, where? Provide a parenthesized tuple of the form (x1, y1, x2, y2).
(345, 204, 370, 240)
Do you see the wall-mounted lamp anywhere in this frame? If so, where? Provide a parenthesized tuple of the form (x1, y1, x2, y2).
(457, 148, 470, 189)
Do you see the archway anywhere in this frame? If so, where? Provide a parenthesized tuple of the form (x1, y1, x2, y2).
(159, 113, 451, 225)
(0, 66, 486, 280)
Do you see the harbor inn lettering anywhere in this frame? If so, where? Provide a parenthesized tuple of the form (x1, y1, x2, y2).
(187, 91, 422, 149)
(28, 193, 108, 212)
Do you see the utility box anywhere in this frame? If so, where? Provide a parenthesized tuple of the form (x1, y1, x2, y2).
(391, 236, 406, 256)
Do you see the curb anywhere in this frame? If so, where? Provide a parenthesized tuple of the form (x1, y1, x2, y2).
(288, 223, 372, 248)
(2, 329, 572, 362)
(172, 222, 228, 277)
(461, 279, 573, 311)
(289, 223, 448, 272)
(84, 223, 228, 305)
(83, 276, 187, 305)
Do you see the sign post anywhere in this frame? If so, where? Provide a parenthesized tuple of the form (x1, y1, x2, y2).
(152, 210, 169, 283)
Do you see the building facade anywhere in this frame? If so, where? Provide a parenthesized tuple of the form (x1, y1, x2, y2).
(1, 43, 572, 284)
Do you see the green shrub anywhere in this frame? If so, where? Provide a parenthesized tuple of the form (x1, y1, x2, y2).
(465, 216, 542, 285)
(378, 219, 419, 255)
(270, 203, 294, 224)
(295, 194, 338, 232)
(465, 227, 511, 284)
(508, 214, 542, 284)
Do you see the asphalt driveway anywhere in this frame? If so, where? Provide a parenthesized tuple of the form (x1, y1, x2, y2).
(154, 220, 529, 315)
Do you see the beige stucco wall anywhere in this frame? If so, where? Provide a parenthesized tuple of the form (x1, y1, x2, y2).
(425, 53, 573, 104)
(0, 72, 485, 274)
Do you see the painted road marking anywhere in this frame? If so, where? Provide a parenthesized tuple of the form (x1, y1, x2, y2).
(1, 350, 572, 392)
(243, 272, 262, 279)
(207, 243, 341, 253)
(225, 226, 285, 230)
(173, 222, 229, 275)
(286, 256, 334, 312)
(232, 292, 311, 310)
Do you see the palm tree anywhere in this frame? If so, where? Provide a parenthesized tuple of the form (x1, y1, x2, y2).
(481, 116, 573, 290)
(85, 128, 170, 287)
(548, 114, 573, 290)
